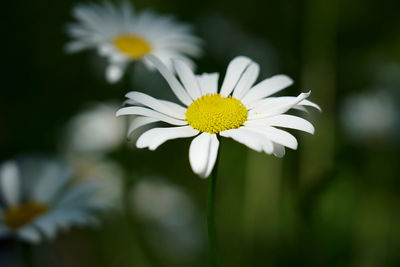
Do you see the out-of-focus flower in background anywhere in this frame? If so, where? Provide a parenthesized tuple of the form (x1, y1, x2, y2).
(117, 55, 319, 177)
(130, 177, 204, 261)
(0, 157, 110, 244)
(60, 102, 125, 209)
(61, 102, 124, 157)
(340, 90, 399, 145)
(65, 0, 202, 83)
(68, 156, 124, 209)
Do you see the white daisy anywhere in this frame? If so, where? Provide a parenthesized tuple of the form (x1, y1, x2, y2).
(117, 55, 320, 178)
(340, 90, 399, 143)
(0, 158, 109, 243)
(130, 178, 203, 259)
(65, 0, 202, 83)
(61, 102, 124, 155)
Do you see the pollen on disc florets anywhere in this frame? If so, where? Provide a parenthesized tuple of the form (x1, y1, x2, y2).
(113, 34, 152, 59)
(186, 93, 248, 134)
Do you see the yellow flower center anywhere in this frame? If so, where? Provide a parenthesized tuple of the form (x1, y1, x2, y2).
(4, 201, 49, 230)
(113, 34, 152, 59)
(186, 94, 248, 134)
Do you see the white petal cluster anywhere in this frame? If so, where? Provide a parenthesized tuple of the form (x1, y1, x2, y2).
(62, 102, 124, 155)
(117, 55, 320, 178)
(65, 1, 202, 83)
(340, 90, 399, 143)
(0, 158, 109, 243)
(130, 178, 203, 258)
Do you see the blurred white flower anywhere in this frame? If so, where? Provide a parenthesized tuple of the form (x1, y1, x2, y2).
(0, 158, 109, 244)
(69, 156, 124, 209)
(131, 179, 195, 225)
(62, 102, 124, 156)
(340, 90, 399, 144)
(130, 178, 203, 259)
(65, 0, 202, 83)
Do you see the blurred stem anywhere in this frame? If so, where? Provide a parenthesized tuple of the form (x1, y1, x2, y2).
(207, 153, 220, 267)
(120, 67, 161, 266)
(122, 173, 161, 267)
(21, 242, 34, 267)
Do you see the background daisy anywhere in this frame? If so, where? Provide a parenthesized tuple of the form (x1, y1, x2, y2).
(60, 102, 124, 156)
(65, 1, 202, 83)
(0, 158, 110, 244)
(130, 177, 204, 261)
(117, 55, 320, 178)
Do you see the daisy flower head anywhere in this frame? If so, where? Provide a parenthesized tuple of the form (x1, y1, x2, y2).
(65, 0, 202, 83)
(117, 55, 320, 178)
(0, 158, 109, 244)
(62, 102, 124, 156)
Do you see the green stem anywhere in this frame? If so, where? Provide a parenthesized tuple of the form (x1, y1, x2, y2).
(122, 173, 160, 267)
(21, 242, 34, 267)
(207, 154, 220, 267)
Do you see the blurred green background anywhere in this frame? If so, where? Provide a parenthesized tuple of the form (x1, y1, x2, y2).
(1, 0, 400, 266)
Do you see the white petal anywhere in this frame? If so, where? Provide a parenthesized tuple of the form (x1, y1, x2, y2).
(119, 0, 135, 24)
(127, 117, 159, 138)
(105, 63, 127, 83)
(44, 210, 73, 231)
(242, 75, 294, 106)
(196, 73, 219, 95)
(232, 62, 260, 100)
(57, 183, 100, 208)
(45, 209, 96, 230)
(124, 99, 139, 106)
(219, 56, 252, 97)
(72, 6, 100, 29)
(269, 99, 321, 113)
(297, 99, 322, 111)
(204, 135, 220, 178)
(189, 133, 211, 177)
(17, 225, 41, 244)
(0, 161, 20, 206)
(245, 125, 298, 150)
(292, 105, 308, 112)
(32, 162, 72, 203)
(238, 125, 274, 155)
(33, 214, 58, 240)
(125, 91, 186, 119)
(173, 59, 202, 100)
(159, 100, 187, 114)
(144, 55, 193, 106)
(148, 52, 196, 72)
(263, 140, 274, 154)
(137, 126, 199, 150)
(109, 51, 126, 63)
(272, 143, 286, 158)
(189, 133, 219, 178)
(220, 128, 265, 152)
(247, 114, 315, 134)
(233, 127, 274, 155)
(116, 106, 187, 126)
(64, 41, 92, 53)
(158, 41, 203, 57)
(98, 43, 114, 56)
(248, 91, 311, 119)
